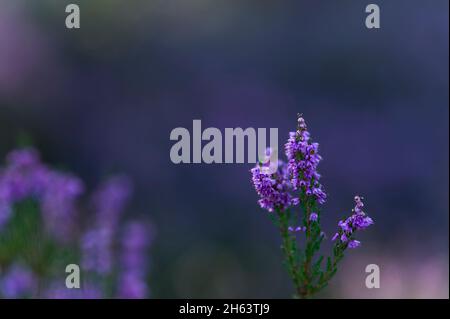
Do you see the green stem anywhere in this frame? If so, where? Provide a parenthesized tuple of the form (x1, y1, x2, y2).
(276, 209, 302, 297)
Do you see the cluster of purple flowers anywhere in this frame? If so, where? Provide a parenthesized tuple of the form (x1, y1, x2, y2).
(0, 148, 83, 237)
(250, 160, 299, 213)
(0, 148, 153, 299)
(0, 264, 37, 298)
(251, 115, 326, 213)
(331, 196, 374, 248)
(284, 115, 326, 204)
(81, 176, 154, 299)
(82, 175, 133, 275)
(250, 115, 374, 297)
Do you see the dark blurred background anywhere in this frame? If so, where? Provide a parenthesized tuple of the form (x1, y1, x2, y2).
(0, 0, 448, 298)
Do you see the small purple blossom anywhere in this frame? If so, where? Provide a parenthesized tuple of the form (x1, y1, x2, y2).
(0, 201, 12, 229)
(81, 176, 133, 276)
(348, 240, 361, 249)
(0, 148, 84, 238)
(333, 196, 373, 248)
(288, 226, 305, 233)
(309, 212, 318, 222)
(251, 158, 299, 213)
(0, 148, 48, 203)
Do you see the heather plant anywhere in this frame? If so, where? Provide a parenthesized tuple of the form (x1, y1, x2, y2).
(0, 148, 153, 298)
(251, 114, 373, 298)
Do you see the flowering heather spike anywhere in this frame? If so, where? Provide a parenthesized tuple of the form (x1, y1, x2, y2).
(117, 221, 153, 299)
(0, 147, 84, 237)
(250, 115, 373, 298)
(81, 228, 114, 275)
(81, 176, 133, 275)
(333, 196, 373, 247)
(6, 148, 40, 168)
(251, 157, 299, 213)
(0, 148, 46, 203)
(92, 175, 133, 230)
(41, 171, 84, 241)
(285, 114, 326, 204)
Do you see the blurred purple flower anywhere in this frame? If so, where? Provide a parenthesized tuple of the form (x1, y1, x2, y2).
(117, 273, 148, 299)
(0, 148, 154, 299)
(117, 221, 153, 299)
(92, 175, 132, 231)
(81, 176, 133, 276)
(81, 228, 113, 275)
(0, 264, 37, 298)
(0, 148, 46, 203)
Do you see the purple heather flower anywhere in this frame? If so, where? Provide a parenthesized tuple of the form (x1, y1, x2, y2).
(92, 175, 132, 231)
(251, 158, 299, 213)
(0, 264, 37, 298)
(285, 115, 326, 205)
(338, 220, 352, 232)
(81, 228, 114, 275)
(41, 171, 84, 241)
(333, 196, 373, 247)
(348, 240, 361, 249)
(309, 212, 318, 222)
(5, 148, 40, 169)
(117, 222, 153, 299)
(0, 148, 44, 203)
(0, 148, 84, 238)
(81, 176, 133, 276)
(117, 273, 148, 299)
